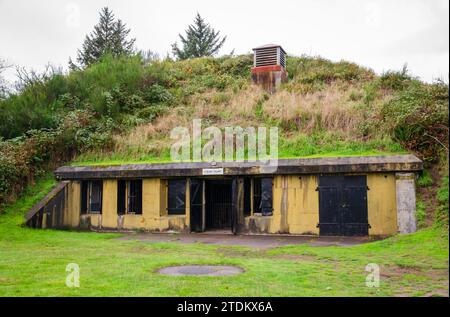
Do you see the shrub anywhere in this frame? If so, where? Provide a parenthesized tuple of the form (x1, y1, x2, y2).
(417, 169, 434, 187)
(379, 65, 413, 91)
(416, 199, 426, 229)
(0, 109, 114, 205)
(143, 84, 173, 104)
(135, 104, 167, 121)
(435, 176, 449, 227)
(216, 54, 253, 77)
(286, 55, 374, 90)
(381, 80, 449, 161)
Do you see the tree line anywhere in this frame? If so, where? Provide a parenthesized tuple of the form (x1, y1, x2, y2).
(0, 7, 227, 98)
(73, 7, 227, 68)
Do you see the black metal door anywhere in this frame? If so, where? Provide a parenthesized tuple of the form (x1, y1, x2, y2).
(190, 179, 203, 232)
(318, 176, 369, 236)
(205, 180, 232, 230)
(318, 184, 341, 235)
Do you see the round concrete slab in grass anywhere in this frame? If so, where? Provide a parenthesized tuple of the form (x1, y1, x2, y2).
(158, 265, 244, 276)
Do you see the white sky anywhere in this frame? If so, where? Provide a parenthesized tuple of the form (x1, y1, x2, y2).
(0, 0, 448, 83)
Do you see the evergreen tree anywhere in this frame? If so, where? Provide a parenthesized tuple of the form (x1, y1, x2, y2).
(75, 7, 135, 68)
(172, 13, 226, 60)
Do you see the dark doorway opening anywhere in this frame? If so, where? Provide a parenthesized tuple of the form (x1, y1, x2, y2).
(318, 175, 369, 236)
(205, 179, 232, 231)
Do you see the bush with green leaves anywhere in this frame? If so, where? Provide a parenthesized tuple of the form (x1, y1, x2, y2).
(0, 54, 254, 140)
(436, 176, 449, 226)
(0, 109, 113, 205)
(379, 65, 413, 91)
(381, 80, 449, 161)
(417, 169, 434, 187)
(286, 55, 374, 93)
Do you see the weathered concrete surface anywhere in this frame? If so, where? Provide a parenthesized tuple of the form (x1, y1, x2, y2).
(251, 67, 288, 93)
(118, 232, 375, 249)
(25, 181, 69, 228)
(157, 265, 244, 276)
(55, 155, 422, 180)
(25, 181, 68, 223)
(396, 173, 417, 233)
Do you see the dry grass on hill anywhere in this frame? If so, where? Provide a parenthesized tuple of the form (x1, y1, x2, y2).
(106, 82, 396, 161)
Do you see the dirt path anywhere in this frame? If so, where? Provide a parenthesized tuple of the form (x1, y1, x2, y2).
(117, 232, 374, 249)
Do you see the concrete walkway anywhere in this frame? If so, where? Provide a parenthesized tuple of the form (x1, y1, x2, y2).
(118, 231, 375, 249)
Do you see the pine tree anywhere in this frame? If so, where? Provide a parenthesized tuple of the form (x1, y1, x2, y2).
(112, 19, 135, 56)
(172, 13, 226, 60)
(75, 7, 135, 68)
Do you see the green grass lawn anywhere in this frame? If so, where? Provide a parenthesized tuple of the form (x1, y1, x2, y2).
(71, 133, 406, 167)
(71, 150, 406, 167)
(0, 175, 448, 297)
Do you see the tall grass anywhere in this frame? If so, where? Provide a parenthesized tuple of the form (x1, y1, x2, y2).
(74, 81, 406, 164)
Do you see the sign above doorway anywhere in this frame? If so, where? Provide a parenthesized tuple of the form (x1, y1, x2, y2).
(202, 168, 224, 175)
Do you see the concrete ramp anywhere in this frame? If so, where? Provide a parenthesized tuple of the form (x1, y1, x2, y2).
(25, 181, 68, 228)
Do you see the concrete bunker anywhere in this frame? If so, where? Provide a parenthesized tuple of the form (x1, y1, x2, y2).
(25, 155, 422, 237)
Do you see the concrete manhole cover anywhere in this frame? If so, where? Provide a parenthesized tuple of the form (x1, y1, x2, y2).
(157, 265, 244, 276)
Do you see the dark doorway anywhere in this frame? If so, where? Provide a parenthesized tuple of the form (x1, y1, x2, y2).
(318, 175, 369, 236)
(205, 179, 232, 230)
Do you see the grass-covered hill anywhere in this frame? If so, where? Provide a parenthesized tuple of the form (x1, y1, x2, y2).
(0, 54, 448, 219)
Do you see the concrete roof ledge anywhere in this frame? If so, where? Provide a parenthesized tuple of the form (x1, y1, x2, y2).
(55, 155, 423, 180)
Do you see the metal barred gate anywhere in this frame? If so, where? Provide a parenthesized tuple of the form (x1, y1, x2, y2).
(205, 180, 232, 230)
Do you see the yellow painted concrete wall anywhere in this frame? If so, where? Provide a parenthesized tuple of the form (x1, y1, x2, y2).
(74, 179, 187, 231)
(102, 180, 118, 228)
(185, 178, 191, 228)
(270, 176, 282, 232)
(244, 176, 283, 233)
(66, 181, 80, 227)
(121, 178, 187, 231)
(89, 214, 102, 228)
(65, 174, 397, 236)
(244, 175, 320, 234)
(244, 174, 397, 235)
(367, 174, 397, 235)
(160, 179, 167, 216)
(286, 175, 319, 235)
(143, 178, 162, 220)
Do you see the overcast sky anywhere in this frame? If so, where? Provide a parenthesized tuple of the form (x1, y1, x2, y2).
(0, 0, 448, 83)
